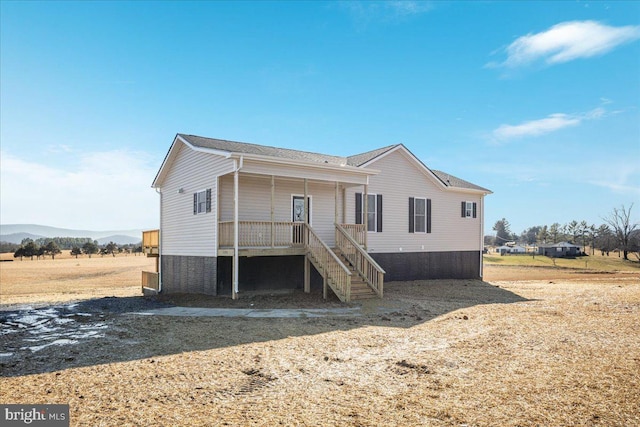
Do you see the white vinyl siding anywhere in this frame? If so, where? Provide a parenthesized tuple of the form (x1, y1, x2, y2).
(219, 175, 338, 246)
(160, 143, 235, 257)
(346, 149, 482, 253)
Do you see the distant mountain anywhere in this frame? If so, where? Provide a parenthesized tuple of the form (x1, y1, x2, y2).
(0, 232, 46, 244)
(0, 224, 148, 245)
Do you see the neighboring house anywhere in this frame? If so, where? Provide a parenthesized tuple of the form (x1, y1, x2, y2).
(147, 134, 491, 302)
(496, 245, 526, 255)
(537, 242, 582, 258)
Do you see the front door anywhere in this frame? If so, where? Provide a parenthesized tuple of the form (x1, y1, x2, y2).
(292, 195, 311, 244)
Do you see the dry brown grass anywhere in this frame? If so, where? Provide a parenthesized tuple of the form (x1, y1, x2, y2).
(0, 252, 155, 305)
(1, 256, 639, 426)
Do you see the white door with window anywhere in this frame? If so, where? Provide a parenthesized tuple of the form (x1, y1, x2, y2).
(292, 195, 311, 244)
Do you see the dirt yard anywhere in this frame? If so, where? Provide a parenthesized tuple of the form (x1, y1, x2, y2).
(1, 255, 639, 426)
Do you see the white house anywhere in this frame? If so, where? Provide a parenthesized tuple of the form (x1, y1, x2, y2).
(147, 134, 491, 302)
(496, 245, 526, 255)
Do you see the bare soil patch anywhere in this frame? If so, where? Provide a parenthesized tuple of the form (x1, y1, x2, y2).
(1, 260, 639, 426)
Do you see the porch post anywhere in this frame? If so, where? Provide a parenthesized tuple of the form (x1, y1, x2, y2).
(304, 256, 310, 293)
(271, 175, 275, 248)
(342, 186, 346, 225)
(323, 275, 327, 300)
(335, 182, 339, 245)
(334, 182, 339, 225)
(304, 178, 310, 293)
(363, 183, 368, 250)
(304, 179, 309, 226)
(232, 167, 239, 300)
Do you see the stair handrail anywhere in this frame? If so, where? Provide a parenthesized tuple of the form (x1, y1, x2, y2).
(335, 223, 385, 297)
(305, 223, 352, 302)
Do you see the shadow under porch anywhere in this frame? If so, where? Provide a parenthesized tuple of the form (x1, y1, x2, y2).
(215, 254, 325, 296)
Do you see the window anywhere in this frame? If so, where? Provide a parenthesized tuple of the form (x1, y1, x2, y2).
(415, 198, 426, 233)
(355, 193, 382, 232)
(461, 201, 477, 218)
(193, 189, 212, 214)
(367, 194, 377, 232)
(409, 197, 431, 233)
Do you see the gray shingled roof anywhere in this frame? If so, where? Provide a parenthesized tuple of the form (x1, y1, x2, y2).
(432, 170, 491, 192)
(179, 134, 347, 166)
(177, 134, 489, 192)
(346, 144, 399, 167)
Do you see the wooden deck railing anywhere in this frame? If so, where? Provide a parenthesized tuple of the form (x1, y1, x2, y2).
(142, 229, 159, 255)
(339, 223, 366, 245)
(305, 224, 352, 302)
(217, 221, 380, 303)
(218, 221, 305, 248)
(335, 223, 385, 298)
(141, 271, 159, 291)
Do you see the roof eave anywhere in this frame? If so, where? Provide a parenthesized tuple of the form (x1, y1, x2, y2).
(446, 186, 493, 196)
(229, 152, 380, 176)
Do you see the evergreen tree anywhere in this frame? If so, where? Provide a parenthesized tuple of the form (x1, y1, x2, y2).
(492, 218, 512, 245)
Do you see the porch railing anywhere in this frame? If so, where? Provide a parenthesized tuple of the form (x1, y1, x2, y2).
(335, 223, 385, 298)
(219, 221, 305, 248)
(142, 229, 159, 255)
(305, 224, 352, 302)
(141, 271, 159, 291)
(339, 223, 366, 246)
(218, 221, 379, 303)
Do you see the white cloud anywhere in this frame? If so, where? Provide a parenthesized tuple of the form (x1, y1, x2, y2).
(0, 150, 159, 230)
(491, 107, 606, 142)
(488, 20, 640, 68)
(492, 113, 580, 141)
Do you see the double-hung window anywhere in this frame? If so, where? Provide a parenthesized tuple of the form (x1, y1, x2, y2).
(193, 189, 212, 215)
(414, 198, 426, 233)
(355, 193, 383, 232)
(461, 201, 477, 218)
(409, 197, 431, 233)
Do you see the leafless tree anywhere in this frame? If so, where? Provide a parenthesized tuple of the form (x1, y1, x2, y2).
(603, 204, 638, 261)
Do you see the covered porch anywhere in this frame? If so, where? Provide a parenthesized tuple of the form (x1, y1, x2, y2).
(216, 167, 384, 302)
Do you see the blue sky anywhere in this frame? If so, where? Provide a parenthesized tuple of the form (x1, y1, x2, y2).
(1, 1, 639, 235)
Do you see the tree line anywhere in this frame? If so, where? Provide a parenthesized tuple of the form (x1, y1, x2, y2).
(487, 204, 639, 261)
(11, 238, 143, 260)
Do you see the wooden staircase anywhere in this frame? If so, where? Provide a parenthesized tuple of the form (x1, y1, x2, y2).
(332, 248, 378, 300)
(303, 223, 384, 303)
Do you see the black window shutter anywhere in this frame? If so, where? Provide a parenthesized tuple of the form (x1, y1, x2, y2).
(355, 193, 362, 224)
(409, 197, 415, 233)
(427, 199, 432, 233)
(376, 194, 383, 232)
(472, 202, 477, 218)
(206, 189, 212, 213)
(193, 193, 197, 215)
(461, 201, 466, 217)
